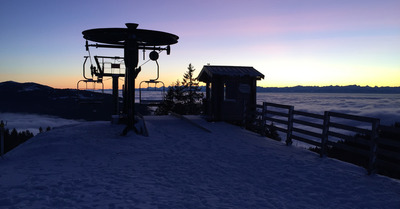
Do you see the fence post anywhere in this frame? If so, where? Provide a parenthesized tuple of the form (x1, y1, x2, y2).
(286, 106, 294, 146)
(261, 102, 267, 136)
(367, 119, 380, 174)
(320, 111, 330, 157)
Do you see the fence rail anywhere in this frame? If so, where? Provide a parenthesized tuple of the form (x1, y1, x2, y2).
(254, 102, 400, 176)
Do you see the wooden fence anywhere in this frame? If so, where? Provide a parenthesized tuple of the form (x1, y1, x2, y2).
(254, 102, 400, 175)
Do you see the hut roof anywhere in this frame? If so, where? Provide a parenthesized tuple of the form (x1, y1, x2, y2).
(198, 65, 264, 81)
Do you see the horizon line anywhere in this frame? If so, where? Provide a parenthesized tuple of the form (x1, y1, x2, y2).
(1, 80, 400, 89)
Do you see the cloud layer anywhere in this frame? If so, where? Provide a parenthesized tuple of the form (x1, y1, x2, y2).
(259, 93, 400, 125)
(0, 113, 81, 135)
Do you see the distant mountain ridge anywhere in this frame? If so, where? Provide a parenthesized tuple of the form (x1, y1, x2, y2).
(146, 84, 400, 94)
(0, 81, 114, 120)
(256, 85, 400, 93)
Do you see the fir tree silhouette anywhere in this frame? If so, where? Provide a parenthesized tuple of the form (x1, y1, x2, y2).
(156, 64, 203, 115)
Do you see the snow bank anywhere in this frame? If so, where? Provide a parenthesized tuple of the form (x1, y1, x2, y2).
(0, 116, 399, 208)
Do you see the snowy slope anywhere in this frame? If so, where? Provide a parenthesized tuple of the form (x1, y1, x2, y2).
(0, 115, 399, 208)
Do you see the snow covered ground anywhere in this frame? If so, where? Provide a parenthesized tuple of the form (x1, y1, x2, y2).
(0, 115, 399, 208)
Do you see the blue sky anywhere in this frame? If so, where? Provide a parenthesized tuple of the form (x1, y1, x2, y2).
(1, 0, 399, 88)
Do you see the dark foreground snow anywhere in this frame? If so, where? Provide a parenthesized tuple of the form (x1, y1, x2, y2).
(0, 115, 399, 208)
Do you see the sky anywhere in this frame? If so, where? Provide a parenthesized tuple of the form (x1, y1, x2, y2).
(0, 0, 399, 89)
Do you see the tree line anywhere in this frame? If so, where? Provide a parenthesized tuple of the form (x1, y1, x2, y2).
(1, 124, 51, 155)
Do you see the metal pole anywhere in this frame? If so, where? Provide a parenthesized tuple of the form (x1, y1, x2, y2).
(124, 24, 139, 130)
(112, 75, 119, 115)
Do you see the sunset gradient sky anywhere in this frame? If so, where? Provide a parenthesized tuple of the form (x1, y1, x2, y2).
(1, 0, 399, 89)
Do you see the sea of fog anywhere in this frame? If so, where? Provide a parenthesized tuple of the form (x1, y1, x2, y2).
(137, 91, 400, 126)
(0, 113, 81, 135)
(257, 92, 400, 126)
(1, 92, 399, 135)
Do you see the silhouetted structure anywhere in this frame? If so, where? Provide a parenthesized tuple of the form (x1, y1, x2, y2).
(81, 23, 178, 132)
(198, 65, 264, 122)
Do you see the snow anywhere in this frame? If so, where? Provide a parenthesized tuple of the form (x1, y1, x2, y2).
(1, 115, 399, 208)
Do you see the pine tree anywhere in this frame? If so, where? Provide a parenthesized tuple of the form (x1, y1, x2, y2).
(3, 128, 34, 153)
(155, 80, 184, 115)
(182, 64, 203, 109)
(11, 128, 18, 139)
(156, 64, 204, 115)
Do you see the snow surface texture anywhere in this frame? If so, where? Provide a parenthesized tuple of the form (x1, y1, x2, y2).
(1, 116, 399, 208)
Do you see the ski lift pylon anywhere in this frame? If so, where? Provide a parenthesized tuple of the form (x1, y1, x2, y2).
(82, 23, 179, 132)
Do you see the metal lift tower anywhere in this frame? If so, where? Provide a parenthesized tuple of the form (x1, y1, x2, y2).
(82, 23, 179, 133)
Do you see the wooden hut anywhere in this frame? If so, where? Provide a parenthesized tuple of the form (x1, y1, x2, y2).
(198, 65, 264, 122)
